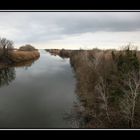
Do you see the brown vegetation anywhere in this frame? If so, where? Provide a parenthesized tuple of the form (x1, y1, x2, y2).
(45, 49, 60, 56)
(19, 44, 37, 51)
(0, 37, 40, 68)
(45, 49, 72, 58)
(9, 50, 40, 63)
(69, 46, 140, 128)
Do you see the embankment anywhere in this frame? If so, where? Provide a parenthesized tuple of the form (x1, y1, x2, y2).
(9, 50, 40, 63)
(69, 48, 140, 128)
(47, 48, 140, 128)
(0, 50, 40, 69)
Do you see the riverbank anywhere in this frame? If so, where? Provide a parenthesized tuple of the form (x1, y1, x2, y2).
(46, 47, 140, 128)
(9, 50, 40, 63)
(45, 49, 72, 58)
(0, 50, 40, 69)
(70, 48, 140, 128)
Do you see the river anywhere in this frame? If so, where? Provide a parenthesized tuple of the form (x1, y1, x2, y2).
(0, 50, 77, 128)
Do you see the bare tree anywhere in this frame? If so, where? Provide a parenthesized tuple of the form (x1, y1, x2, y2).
(0, 37, 14, 58)
(120, 71, 140, 128)
(95, 76, 110, 122)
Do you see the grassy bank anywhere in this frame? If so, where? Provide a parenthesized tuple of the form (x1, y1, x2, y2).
(0, 50, 40, 69)
(9, 50, 40, 63)
(0, 38, 40, 68)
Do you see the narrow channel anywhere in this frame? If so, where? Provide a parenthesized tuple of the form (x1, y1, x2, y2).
(0, 50, 77, 128)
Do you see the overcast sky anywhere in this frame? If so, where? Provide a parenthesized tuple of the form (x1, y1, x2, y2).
(0, 12, 140, 49)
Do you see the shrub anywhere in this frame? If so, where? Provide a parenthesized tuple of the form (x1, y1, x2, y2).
(19, 44, 36, 51)
(9, 51, 40, 63)
(70, 46, 140, 128)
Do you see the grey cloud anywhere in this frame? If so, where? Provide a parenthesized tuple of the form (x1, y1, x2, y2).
(56, 12, 140, 34)
(0, 12, 140, 44)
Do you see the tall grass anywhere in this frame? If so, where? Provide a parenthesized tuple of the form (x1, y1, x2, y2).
(9, 50, 40, 63)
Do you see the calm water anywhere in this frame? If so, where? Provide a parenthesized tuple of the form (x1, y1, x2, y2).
(0, 50, 77, 128)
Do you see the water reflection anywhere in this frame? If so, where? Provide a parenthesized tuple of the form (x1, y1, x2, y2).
(0, 67, 16, 87)
(0, 58, 39, 87)
(0, 50, 76, 128)
(46, 51, 69, 59)
(13, 58, 39, 70)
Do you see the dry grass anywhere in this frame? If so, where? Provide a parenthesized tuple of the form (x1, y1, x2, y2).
(9, 50, 40, 63)
(69, 48, 140, 128)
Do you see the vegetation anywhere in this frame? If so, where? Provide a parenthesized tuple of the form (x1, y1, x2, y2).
(9, 50, 40, 63)
(1, 37, 140, 128)
(0, 37, 40, 68)
(68, 45, 140, 128)
(45, 49, 60, 56)
(0, 37, 14, 64)
(45, 49, 72, 58)
(19, 44, 37, 51)
(46, 47, 140, 127)
(59, 49, 72, 58)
